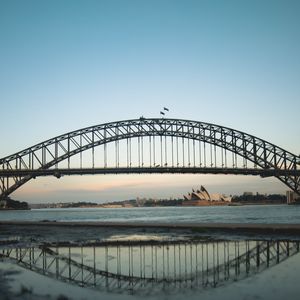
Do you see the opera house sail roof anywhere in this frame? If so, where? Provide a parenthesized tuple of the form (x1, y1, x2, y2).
(183, 186, 231, 203)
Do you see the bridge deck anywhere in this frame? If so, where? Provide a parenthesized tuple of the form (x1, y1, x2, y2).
(1, 167, 299, 177)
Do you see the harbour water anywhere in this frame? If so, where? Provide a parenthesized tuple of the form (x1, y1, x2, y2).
(1, 204, 300, 224)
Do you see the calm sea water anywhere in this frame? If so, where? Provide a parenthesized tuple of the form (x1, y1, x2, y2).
(1, 204, 300, 224)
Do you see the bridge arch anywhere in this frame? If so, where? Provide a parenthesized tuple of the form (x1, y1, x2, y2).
(0, 118, 299, 199)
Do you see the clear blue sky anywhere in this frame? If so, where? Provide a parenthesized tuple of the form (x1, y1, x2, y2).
(1, 0, 299, 202)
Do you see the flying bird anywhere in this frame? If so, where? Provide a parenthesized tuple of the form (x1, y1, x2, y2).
(160, 111, 165, 116)
(163, 107, 169, 111)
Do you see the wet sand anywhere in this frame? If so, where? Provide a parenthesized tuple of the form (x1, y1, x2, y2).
(2, 220, 300, 233)
(1, 221, 300, 246)
(2, 221, 300, 299)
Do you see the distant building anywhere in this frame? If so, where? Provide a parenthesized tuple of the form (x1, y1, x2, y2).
(183, 186, 231, 206)
(183, 186, 211, 201)
(136, 197, 148, 207)
(0, 199, 7, 208)
(286, 191, 300, 204)
(243, 192, 253, 196)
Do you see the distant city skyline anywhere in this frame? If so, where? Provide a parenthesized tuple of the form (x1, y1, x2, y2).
(1, 0, 299, 203)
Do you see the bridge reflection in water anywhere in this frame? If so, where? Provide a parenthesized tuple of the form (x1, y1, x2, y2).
(2, 240, 299, 295)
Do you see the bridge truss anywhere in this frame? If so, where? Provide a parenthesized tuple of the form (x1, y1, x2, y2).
(0, 118, 299, 199)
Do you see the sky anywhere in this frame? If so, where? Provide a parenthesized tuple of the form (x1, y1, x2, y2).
(0, 0, 299, 203)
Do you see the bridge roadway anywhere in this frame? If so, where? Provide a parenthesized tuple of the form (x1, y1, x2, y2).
(0, 167, 299, 178)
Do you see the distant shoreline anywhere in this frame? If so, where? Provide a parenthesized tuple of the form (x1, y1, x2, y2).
(0, 208, 31, 211)
(29, 202, 287, 209)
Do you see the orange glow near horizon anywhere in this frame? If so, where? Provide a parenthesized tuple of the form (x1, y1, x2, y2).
(11, 173, 287, 203)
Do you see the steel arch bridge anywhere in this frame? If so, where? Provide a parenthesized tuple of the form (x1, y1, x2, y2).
(0, 117, 299, 199)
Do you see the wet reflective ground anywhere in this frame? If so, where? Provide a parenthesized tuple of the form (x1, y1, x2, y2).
(1, 238, 300, 299)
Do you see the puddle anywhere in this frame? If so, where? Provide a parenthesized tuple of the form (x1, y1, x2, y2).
(1, 239, 299, 299)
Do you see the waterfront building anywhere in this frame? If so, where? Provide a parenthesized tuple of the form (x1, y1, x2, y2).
(0, 199, 7, 208)
(183, 186, 231, 206)
(286, 191, 300, 204)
